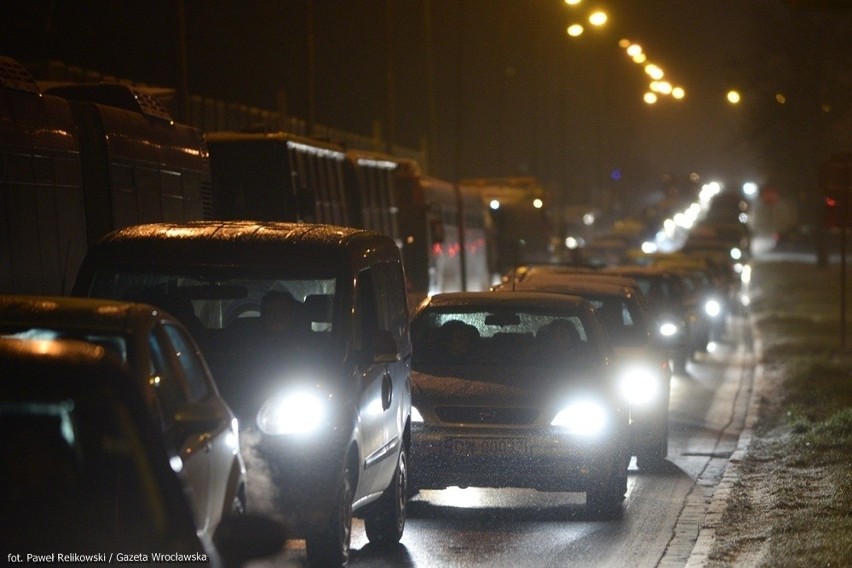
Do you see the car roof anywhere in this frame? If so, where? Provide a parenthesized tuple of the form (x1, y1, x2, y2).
(77, 221, 399, 275)
(517, 271, 638, 288)
(416, 290, 593, 313)
(0, 295, 160, 334)
(601, 264, 678, 277)
(510, 278, 640, 300)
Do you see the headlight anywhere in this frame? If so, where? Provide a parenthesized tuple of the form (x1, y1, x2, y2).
(659, 321, 679, 337)
(411, 406, 424, 423)
(257, 391, 326, 435)
(619, 367, 658, 405)
(704, 298, 722, 318)
(551, 400, 608, 436)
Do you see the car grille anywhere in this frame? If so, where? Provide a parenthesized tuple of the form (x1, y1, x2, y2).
(434, 406, 539, 425)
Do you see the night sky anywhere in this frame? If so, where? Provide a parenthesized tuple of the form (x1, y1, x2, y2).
(2, 1, 845, 212)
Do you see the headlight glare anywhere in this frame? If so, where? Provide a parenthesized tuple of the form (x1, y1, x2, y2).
(659, 322, 679, 337)
(551, 400, 608, 436)
(257, 391, 326, 435)
(619, 367, 658, 405)
(704, 298, 722, 318)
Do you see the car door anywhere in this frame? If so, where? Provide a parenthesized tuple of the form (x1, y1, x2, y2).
(352, 267, 402, 497)
(161, 323, 239, 527)
(147, 325, 214, 537)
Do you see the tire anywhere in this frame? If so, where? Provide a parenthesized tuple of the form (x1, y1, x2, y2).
(306, 466, 353, 567)
(586, 465, 627, 520)
(364, 447, 408, 547)
(636, 423, 669, 472)
(636, 444, 666, 472)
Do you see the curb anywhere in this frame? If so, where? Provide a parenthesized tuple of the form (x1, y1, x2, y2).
(682, 322, 764, 567)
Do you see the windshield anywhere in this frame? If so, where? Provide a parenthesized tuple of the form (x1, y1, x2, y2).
(89, 270, 337, 332)
(0, 328, 127, 361)
(412, 306, 604, 371)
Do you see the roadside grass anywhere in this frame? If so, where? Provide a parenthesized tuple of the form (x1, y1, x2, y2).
(710, 261, 852, 566)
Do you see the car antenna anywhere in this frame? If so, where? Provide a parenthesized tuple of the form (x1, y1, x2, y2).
(512, 239, 526, 291)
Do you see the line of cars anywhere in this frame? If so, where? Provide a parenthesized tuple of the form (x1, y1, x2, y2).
(3, 216, 706, 566)
(3, 222, 414, 567)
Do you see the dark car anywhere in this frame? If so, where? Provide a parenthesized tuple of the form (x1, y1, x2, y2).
(602, 265, 693, 374)
(409, 291, 630, 517)
(0, 337, 285, 566)
(72, 221, 412, 567)
(0, 295, 246, 542)
(500, 274, 671, 471)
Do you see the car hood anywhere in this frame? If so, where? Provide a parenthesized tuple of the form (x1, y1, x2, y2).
(412, 365, 609, 407)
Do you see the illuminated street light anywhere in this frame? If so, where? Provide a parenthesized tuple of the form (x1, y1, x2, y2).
(567, 24, 584, 37)
(644, 64, 664, 80)
(644, 92, 658, 104)
(625, 43, 643, 57)
(588, 10, 608, 26)
(564, 0, 582, 5)
(650, 81, 672, 94)
(672, 86, 685, 99)
(727, 90, 741, 104)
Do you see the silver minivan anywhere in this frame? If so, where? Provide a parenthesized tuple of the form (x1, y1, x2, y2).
(73, 221, 412, 567)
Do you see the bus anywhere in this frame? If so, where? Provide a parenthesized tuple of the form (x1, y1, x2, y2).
(394, 164, 491, 306)
(0, 56, 211, 294)
(206, 131, 350, 226)
(205, 131, 492, 305)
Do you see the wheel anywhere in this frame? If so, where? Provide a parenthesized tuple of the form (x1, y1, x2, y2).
(636, 444, 666, 472)
(636, 424, 669, 472)
(586, 465, 627, 520)
(305, 466, 353, 567)
(364, 447, 407, 547)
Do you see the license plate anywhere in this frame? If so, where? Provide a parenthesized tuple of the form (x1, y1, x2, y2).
(442, 437, 536, 457)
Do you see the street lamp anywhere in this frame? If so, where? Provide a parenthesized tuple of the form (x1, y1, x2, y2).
(588, 10, 608, 27)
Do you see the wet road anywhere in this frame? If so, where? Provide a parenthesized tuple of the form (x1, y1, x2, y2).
(255, 312, 755, 567)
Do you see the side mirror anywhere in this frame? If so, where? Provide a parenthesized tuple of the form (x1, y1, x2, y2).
(214, 513, 288, 568)
(373, 329, 401, 363)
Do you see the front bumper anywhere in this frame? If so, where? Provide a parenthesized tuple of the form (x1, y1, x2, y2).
(410, 424, 627, 492)
(251, 431, 348, 535)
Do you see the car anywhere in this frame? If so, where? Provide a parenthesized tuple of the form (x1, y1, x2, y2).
(601, 265, 694, 374)
(409, 291, 630, 518)
(0, 294, 246, 543)
(72, 220, 413, 567)
(0, 336, 285, 566)
(496, 274, 671, 471)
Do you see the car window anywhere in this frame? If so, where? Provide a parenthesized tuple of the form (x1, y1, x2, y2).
(162, 324, 210, 402)
(353, 268, 379, 353)
(147, 331, 189, 426)
(372, 261, 409, 343)
(0, 398, 172, 550)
